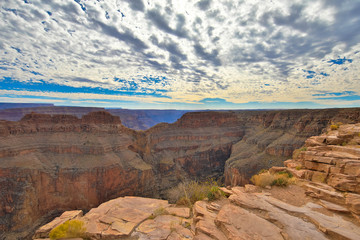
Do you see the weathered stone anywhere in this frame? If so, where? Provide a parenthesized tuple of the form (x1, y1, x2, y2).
(318, 200, 350, 213)
(311, 171, 328, 183)
(346, 193, 360, 215)
(165, 206, 191, 218)
(244, 184, 260, 193)
(327, 173, 359, 193)
(193, 201, 227, 240)
(306, 211, 360, 240)
(304, 161, 332, 173)
(215, 204, 283, 240)
(325, 135, 343, 145)
(305, 183, 346, 205)
(33, 210, 83, 238)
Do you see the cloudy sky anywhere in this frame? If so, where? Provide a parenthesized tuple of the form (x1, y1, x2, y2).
(0, 0, 359, 109)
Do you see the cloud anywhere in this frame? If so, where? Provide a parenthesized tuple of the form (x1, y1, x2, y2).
(197, 0, 212, 11)
(194, 43, 221, 66)
(146, 8, 189, 38)
(0, 0, 359, 109)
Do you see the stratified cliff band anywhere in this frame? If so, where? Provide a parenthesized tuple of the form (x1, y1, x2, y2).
(0, 108, 360, 238)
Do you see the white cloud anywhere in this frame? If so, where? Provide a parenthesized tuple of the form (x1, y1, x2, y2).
(0, 0, 359, 108)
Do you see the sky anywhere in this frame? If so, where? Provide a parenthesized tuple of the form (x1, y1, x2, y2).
(0, 0, 360, 110)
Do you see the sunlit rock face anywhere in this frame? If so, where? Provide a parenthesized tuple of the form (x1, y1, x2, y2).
(0, 108, 360, 238)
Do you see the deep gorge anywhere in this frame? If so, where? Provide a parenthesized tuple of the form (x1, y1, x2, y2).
(1, 108, 360, 239)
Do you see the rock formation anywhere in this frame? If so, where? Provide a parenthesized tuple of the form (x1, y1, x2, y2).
(283, 122, 360, 219)
(1, 108, 360, 239)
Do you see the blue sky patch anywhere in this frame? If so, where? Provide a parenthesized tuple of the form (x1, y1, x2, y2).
(0, 77, 170, 98)
(328, 57, 353, 66)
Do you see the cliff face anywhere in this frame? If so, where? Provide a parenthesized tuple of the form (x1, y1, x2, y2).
(1, 108, 360, 238)
(0, 111, 156, 238)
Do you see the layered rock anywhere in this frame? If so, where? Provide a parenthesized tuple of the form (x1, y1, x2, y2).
(1, 108, 360, 238)
(0, 111, 155, 239)
(282, 123, 360, 219)
(225, 108, 360, 185)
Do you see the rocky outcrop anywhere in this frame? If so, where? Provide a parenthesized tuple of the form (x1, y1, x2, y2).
(281, 123, 360, 220)
(33, 196, 193, 240)
(1, 108, 360, 238)
(35, 184, 360, 240)
(225, 108, 360, 186)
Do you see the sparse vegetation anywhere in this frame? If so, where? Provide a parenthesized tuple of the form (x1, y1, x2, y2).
(293, 146, 307, 159)
(148, 207, 169, 219)
(49, 219, 86, 240)
(167, 179, 226, 207)
(299, 147, 307, 151)
(295, 165, 303, 170)
(330, 124, 339, 130)
(250, 170, 296, 188)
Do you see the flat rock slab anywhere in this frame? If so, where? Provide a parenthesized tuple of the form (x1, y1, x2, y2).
(166, 206, 191, 218)
(81, 197, 171, 239)
(319, 200, 350, 213)
(215, 204, 283, 240)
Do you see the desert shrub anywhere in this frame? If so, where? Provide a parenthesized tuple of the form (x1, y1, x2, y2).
(168, 179, 225, 207)
(330, 124, 339, 130)
(295, 165, 302, 170)
(251, 170, 296, 188)
(49, 219, 86, 240)
(250, 172, 276, 187)
(277, 171, 293, 178)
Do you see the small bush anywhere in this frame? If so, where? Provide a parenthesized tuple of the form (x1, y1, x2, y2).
(295, 165, 302, 170)
(250, 172, 276, 187)
(168, 179, 225, 207)
(49, 219, 86, 240)
(271, 177, 288, 187)
(251, 170, 296, 188)
(330, 124, 339, 130)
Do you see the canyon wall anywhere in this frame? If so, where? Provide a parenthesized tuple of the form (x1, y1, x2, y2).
(0, 108, 360, 238)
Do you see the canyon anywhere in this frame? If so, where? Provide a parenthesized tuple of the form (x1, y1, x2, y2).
(33, 122, 360, 239)
(0, 107, 360, 239)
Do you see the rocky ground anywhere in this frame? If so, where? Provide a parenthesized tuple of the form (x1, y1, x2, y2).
(33, 123, 360, 240)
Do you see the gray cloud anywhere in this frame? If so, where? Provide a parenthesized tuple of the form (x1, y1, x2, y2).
(194, 43, 221, 66)
(197, 0, 212, 11)
(146, 8, 189, 38)
(71, 77, 103, 84)
(91, 19, 148, 50)
(124, 0, 145, 12)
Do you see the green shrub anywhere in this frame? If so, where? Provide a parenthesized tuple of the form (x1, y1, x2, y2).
(49, 219, 86, 240)
(330, 124, 339, 130)
(295, 165, 302, 170)
(271, 176, 288, 186)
